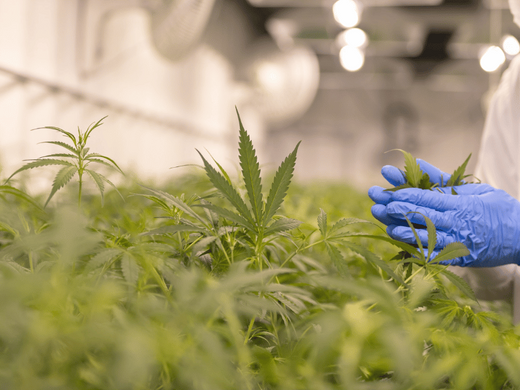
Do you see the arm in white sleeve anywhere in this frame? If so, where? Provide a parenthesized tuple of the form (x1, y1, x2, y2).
(450, 56, 520, 309)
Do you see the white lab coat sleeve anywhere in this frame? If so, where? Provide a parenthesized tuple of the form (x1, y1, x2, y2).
(449, 55, 520, 322)
(475, 54, 520, 196)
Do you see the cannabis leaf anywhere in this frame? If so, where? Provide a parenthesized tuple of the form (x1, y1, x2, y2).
(385, 150, 476, 194)
(6, 117, 124, 207)
(446, 153, 474, 193)
(0, 185, 43, 210)
(197, 150, 255, 227)
(263, 141, 300, 226)
(237, 109, 263, 225)
(198, 109, 300, 236)
(400, 149, 423, 188)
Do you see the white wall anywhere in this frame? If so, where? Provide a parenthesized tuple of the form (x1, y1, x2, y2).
(0, 0, 246, 194)
(267, 82, 486, 191)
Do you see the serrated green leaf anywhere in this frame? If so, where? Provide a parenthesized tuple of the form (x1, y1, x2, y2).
(237, 109, 264, 225)
(85, 169, 105, 205)
(93, 171, 124, 201)
(199, 199, 218, 226)
(81, 147, 90, 158)
(329, 217, 376, 235)
(84, 158, 119, 172)
(0, 185, 42, 210)
(45, 165, 78, 207)
(136, 243, 173, 254)
(140, 194, 170, 213)
(205, 149, 233, 185)
(406, 211, 436, 262)
(434, 299, 463, 327)
(403, 214, 425, 262)
(0, 221, 19, 236)
(84, 116, 107, 140)
(350, 234, 422, 258)
(384, 183, 413, 192)
(317, 209, 327, 237)
(191, 236, 217, 255)
(6, 159, 74, 182)
(431, 242, 470, 263)
(40, 153, 78, 160)
(423, 214, 437, 262)
(33, 125, 77, 146)
(395, 149, 423, 188)
(85, 153, 124, 174)
(270, 291, 307, 314)
(85, 248, 122, 272)
(343, 241, 404, 284)
(121, 254, 139, 286)
(263, 142, 300, 225)
(418, 173, 432, 190)
(326, 243, 349, 278)
(194, 203, 255, 231)
(39, 140, 79, 155)
(0, 261, 30, 274)
(440, 267, 478, 302)
(142, 186, 207, 226)
(447, 153, 471, 187)
(264, 218, 301, 236)
(196, 151, 254, 226)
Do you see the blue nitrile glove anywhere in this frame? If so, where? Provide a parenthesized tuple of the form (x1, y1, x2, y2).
(368, 159, 453, 226)
(384, 184, 520, 267)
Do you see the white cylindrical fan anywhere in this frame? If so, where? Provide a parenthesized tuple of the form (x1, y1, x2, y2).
(149, 0, 216, 61)
(240, 39, 320, 126)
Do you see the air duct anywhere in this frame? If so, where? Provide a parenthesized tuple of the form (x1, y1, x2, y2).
(149, 0, 217, 61)
(240, 38, 320, 126)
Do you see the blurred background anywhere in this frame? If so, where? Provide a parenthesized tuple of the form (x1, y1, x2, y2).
(0, 0, 518, 191)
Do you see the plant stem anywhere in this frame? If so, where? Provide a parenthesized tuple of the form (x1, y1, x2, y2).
(243, 316, 256, 345)
(78, 174, 82, 207)
(279, 239, 324, 269)
(256, 231, 264, 271)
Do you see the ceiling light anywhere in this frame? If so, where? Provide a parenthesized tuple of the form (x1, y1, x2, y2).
(339, 46, 364, 71)
(502, 34, 520, 56)
(333, 0, 361, 28)
(336, 28, 368, 48)
(479, 45, 506, 72)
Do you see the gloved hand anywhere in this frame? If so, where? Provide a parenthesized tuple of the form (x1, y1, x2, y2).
(369, 159, 456, 226)
(383, 184, 520, 267)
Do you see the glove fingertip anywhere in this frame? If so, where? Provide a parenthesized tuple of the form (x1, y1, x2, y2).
(368, 186, 392, 204)
(371, 205, 396, 226)
(381, 165, 406, 186)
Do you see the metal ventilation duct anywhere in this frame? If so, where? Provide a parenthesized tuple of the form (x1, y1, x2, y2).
(150, 0, 217, 61)
(240, 38, 320, 125)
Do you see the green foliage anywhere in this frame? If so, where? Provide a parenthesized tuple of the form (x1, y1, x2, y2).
(6, 117, 124, 207)
(387, 149, 476, 193)
(447, 153, 473, 187)
(0, 111, 516, 389)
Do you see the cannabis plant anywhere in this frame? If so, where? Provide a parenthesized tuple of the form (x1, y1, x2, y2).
(6, 117, 123, 207)
(0, 110, 518, 389)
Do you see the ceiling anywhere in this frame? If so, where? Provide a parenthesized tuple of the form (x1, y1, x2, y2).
(232, 0, 520, 90)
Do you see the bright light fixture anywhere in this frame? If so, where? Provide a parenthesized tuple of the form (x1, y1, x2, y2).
(502, 34, 520, 56)
(333, 0, 361, 28)
(479, 45, 506, 72)
(339, 46, 364, 72)
(336, 28, 368, 48)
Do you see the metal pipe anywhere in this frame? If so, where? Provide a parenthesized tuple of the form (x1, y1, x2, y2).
(0, 63, 224, 141)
